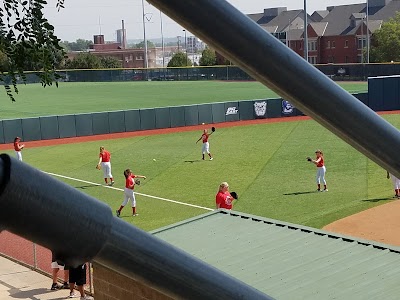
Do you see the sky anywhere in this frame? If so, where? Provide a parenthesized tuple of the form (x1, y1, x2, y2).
(43, 0, 367, 42)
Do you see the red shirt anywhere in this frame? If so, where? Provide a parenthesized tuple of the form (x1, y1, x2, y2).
(201, 133, 209, 143)
(14, 141, 22, 151)
(99, 150, 111, 162)
(216, 191, 233, 209)
(316, 157, 324, 167)
(125, 174, 136, 189)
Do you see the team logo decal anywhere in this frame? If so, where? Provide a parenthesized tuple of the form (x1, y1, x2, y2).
(282, 100, 294, 115)
(226, 107, 238, 115)
(254, 101, 267, 117)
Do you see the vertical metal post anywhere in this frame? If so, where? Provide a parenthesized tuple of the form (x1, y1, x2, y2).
(287, 19, 291, 48)
(366, 0, 370, 63)
(160, 11, 165, 68)
(141, 0, 149, 69)
(361, 15, 364, 64)
(183, 29, 188, 66)
(303, 0, 308, 62)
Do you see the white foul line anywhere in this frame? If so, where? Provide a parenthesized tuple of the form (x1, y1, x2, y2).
(45, 171, 214, 211)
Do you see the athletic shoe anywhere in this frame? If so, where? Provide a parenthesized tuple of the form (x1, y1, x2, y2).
(317, 189, 321, 192)
(50, 283, 61, 290)
(210, 157, 213, 160)
(62, 282, 69, 289)
(116, 210, 120, 217)
(132, 213, 139, 217)
(323, 189, 328, 192)
(80, 296, 94, 300)
(69, 292, 79, 298)
(110, 181, 115, 186)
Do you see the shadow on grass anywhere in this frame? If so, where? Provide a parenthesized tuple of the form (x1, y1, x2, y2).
(361, 197, 395, 202)
(75, 184, 99, 189)
(184, 160, 203, 163)
(283, 191, 319, 196)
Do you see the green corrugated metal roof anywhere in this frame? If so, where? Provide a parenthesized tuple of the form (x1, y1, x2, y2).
(151, 210, 400, 300)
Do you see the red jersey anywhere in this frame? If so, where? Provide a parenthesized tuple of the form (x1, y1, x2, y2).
(14, 141, 22, 151)
(99, 150, 111, 162)
(125, 174, 136, 189)
(316, 157, 324, 167)
(201, 133, 209, 143)
(216, 191, 233, 209)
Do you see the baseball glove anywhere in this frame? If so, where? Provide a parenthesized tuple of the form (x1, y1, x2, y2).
(306, 157, 312, 162)
(211, 126, 216, 132)
(134, 179, 141, 185)
(96, 164, 101, 170)
(230, 191, 238, 200)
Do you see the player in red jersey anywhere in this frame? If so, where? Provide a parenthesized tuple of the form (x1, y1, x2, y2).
(309, 149, 328, 192)
(13, 137, 25, 161)
(116, 169, 146, 217)
(215, 182, 235, 209)
(387, 171, 400, 198)
(97, 146, 114, 186)
(196, 129, 213, 160)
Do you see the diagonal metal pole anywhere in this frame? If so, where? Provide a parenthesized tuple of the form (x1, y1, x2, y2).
(147, 0, 400, 178)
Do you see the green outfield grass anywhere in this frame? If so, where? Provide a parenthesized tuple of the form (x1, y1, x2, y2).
(0, 81, 367, 119)
(5, 114, 397, 232)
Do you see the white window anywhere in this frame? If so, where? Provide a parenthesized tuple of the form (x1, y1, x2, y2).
(357, 37, 366, 49)
(136, 55, 143, 60)
(332, 41, 335, 49)
(308, 40, 317, 51)
(308, 56, 317, 64)
(327, 41, 331, 49)
(344, 40, 349, 48)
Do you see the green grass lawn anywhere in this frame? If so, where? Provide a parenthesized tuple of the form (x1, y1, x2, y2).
(0, 81, 367, 119)
(5, 114, 396, 232)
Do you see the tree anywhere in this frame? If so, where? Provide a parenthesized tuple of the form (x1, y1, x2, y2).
(0, 0, 65, 101)
(199, 48, 216, 66)
(65, 53, 102, 69)
(100, 56, 122, 69)
(167, 52, 192, 67)
(61, 39, 93, 52)
(370, 12, 400, 63)
(133, 40, 155, 49)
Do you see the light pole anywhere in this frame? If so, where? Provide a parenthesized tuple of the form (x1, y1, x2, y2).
(183, 29, 188, 66)
(160, 10, 165, 68)
(366, 0, 370, 63)
(141, 0, 149, 69)
(303, 0, 308, 62)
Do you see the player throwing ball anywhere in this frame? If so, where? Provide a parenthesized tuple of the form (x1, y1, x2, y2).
(307, 149, 328, 192)
(13, 137, 25, 161)
(116, 169, 146, 217)
(196, 129, 213, 161)
(97, 146, 114, 186)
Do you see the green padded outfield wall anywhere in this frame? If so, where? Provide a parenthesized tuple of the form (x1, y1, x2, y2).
(40, 116, 59, 140)
(169, 106, 186, 128)
(266, 99, 281, 118)
(383, 77, 400, 110)
(198, 104, 213, 124)
(368, 77, 385, 111)
(3, 119, 23, 143)
(124, 110, 141, 132)
(75, 113, 93, 137)
(184, 105, 199, 126)
(58, 115, 77, 138)
(140, 109, 156, 130)
(0, 121, 4, 144)
(22, 118, 41, 141)
(211, 103, 226, 123)
(238, 100, 255, 120)
(155, 107, 171, 129)
(92, 112, 110, 135)
(108, 111, 126, 133)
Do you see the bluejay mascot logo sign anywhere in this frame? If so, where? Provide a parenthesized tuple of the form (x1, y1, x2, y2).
(282, 100, 294, 115)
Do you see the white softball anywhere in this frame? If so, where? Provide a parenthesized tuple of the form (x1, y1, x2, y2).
(153, 158, 156, 161)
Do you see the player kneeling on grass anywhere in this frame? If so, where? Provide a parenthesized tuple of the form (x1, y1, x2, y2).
(215, 182, 238, 210)
(116, 169, 146, 217)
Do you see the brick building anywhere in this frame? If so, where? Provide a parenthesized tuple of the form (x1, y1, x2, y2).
(218, 0, 398, 65)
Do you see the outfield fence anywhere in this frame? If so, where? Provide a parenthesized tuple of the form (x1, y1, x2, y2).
(4, 63, 400, 85)
(0, 93, 368, 144)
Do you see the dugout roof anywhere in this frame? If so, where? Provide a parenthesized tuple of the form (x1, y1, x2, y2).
(152, 210, 400, 300)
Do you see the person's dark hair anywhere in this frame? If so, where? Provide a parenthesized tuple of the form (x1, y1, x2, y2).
(14, 137, 20, 142)
(124, 169, 131, 178)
